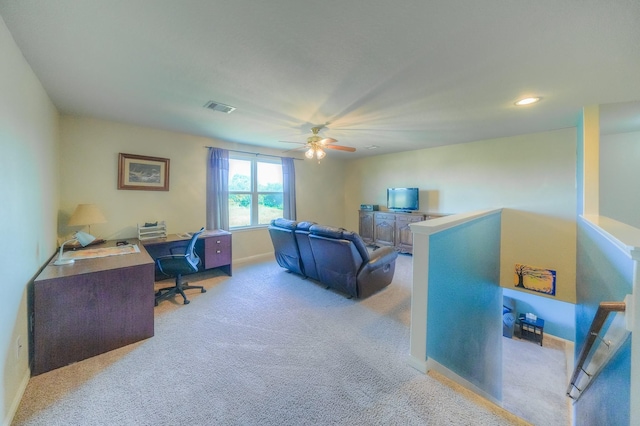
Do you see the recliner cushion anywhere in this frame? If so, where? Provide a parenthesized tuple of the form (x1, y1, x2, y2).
(271, 218, 298, 230)
(295, 221, 319, 280)
(308, 234, 362, 297)
(269, 219, 303, 275)
(339, 230, 370, 262)
(296, 221, 315, 232)
(309, 225, 369, 263)
(309, 224, 344, 239)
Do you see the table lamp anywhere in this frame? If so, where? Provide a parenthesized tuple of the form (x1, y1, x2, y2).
(68, 204, 107, 235)
(53, 231, 96, 266)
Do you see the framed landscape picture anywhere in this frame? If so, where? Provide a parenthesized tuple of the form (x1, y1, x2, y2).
(514, 263, 556, 296)
(118, 153, 170, 191)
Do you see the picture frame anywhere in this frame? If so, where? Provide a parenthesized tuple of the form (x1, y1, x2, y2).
(514, 263, 556, 296)
(118, 153, 170, 191)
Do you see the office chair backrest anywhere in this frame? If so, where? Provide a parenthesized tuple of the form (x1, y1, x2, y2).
(186, 227, 205, 264)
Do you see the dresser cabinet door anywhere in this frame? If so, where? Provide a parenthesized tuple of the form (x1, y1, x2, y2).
(374, 213, 396, 247)
(359, 211, 375, 244)
(396, 215, 424, 254)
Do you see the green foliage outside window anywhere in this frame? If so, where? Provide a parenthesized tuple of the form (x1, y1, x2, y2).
(228, 158, 284, 227)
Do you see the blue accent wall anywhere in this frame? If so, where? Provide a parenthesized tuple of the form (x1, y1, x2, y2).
(574, 219, 631, 424)
(428, 213, 502, 400)
(575, 337, 631, 426)
(502, 288, 575, 341)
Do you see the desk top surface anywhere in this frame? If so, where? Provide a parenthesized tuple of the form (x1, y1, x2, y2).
(141, 229, 231, 246)
(518, 314, 545, 327)
(35, 239, 154, 281)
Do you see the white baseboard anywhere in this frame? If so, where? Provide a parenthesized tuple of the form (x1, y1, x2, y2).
(406, 355, 428, 373)
(408, 356, 500, 406)
(3, 367, 30, 426)
(426, 358, 501, 407)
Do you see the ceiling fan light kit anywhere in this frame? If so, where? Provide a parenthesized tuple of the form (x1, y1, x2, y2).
(281, 125, 356, 162)
(305, 147, 326, 160)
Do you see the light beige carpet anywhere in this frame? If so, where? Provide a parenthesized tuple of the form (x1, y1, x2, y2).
(12, 254, 565, 425)
(502, 333, 572, 425)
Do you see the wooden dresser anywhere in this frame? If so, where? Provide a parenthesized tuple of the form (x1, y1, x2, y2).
(359, 210, 445, 254)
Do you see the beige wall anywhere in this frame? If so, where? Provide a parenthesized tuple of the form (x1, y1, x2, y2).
(343, 128, 577, 302)
(0, 17, 60, 424)
(600, 130, 640, 229)
(59, 116, 347, 262)
(1, 11, 583, 422)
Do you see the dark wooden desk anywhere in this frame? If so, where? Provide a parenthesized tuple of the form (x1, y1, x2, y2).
(32, 240, 155, 375)
(142, 229, 232, 279)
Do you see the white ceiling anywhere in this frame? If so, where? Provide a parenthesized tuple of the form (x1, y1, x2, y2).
(1, 0, 639, 158)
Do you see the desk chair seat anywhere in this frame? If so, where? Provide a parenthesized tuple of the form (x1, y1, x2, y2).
(154, 228, 206, 306)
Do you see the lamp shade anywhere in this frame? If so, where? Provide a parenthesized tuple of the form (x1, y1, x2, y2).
(68, 204, 107, 226)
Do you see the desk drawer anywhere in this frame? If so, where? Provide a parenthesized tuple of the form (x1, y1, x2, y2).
(204, 234, 231, 269)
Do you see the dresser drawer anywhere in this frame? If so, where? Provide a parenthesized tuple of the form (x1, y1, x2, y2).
(375, 213, 397, 222)
(397, 214, 425, 224)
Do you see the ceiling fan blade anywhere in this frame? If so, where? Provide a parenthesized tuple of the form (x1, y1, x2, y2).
(326, 145, 356, 152)
(279, 140, 305, 144)
(320, 137, 338, 145)
(282, 146, 307, 153)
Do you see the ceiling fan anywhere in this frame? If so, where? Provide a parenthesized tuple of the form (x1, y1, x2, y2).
(281, 126, 356, 160)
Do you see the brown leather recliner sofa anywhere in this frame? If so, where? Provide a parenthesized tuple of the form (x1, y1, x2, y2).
(268, 218, 398, 299)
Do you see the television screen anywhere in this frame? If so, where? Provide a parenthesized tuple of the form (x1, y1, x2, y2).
(387, 187, 419, 212)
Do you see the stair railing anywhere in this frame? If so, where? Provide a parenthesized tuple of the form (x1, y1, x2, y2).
(566, 301, 627, 401)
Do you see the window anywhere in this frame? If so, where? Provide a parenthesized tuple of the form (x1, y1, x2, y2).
(228, 156, 283, 228)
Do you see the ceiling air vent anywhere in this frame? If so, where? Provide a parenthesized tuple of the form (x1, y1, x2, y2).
(203, 101, 236, 114)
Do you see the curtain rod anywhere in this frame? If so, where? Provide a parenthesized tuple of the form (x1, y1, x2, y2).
(203, 146, 302, 160)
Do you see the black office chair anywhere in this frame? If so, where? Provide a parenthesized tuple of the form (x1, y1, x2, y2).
(154, 227, 206, 306)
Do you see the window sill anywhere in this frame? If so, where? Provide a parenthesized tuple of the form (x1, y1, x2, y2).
(229, 225, 269, 233)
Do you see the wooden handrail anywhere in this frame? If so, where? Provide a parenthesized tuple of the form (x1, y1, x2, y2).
(567, 301, 626, 399)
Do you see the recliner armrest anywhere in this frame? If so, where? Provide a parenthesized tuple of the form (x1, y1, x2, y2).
(366, 246, 398, 271)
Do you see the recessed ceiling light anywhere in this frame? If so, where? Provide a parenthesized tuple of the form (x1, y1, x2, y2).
(365, 145, 379, 150)
(515, 97, 542, 106)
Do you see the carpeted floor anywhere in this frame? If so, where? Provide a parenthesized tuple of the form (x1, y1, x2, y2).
(13, 254, 566, 425)
(502, 333, 571, 425)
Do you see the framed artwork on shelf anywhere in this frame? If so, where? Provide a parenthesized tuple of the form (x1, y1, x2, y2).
(118, 153, 170, 191)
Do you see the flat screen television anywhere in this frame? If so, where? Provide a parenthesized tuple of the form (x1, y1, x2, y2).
(387, 187, 419, 212)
